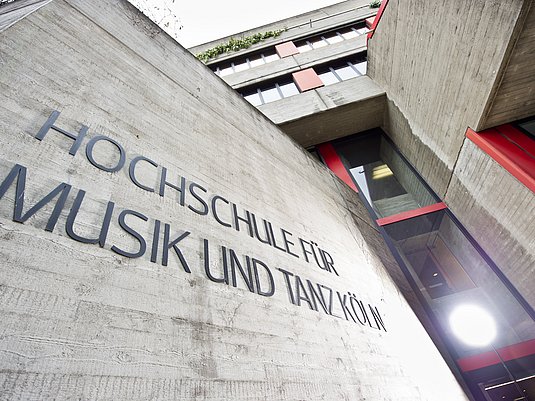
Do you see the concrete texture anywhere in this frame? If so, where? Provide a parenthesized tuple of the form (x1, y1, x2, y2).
(261, 76, 385, 148)
(0, 0, 470, 400)
(368, 0, 526, 196)
(446, 139, 535, 310)
(479, 1, 535, 130)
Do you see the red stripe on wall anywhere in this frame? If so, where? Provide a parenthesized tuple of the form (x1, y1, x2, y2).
(458, 339, 535, 372)
(466, 126, 535, 193)
(317, 143, 358, 192)
(376, 202, 447, 226)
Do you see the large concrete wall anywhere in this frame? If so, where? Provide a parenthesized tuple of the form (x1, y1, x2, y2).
(0, 1, 470, 400)
(368, 0, 526, 196)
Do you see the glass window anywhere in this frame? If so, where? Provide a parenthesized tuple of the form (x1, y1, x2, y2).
(383, 210, 535, 357)
(297, 43, 313, 53)
(354, 61, 367, 75)
(318, 70, 340, 86)
(311, 38, 327, 49)
(233, 61, 248, 73)
(249, 56, 265, 68)
(325, 34, 343, 44)
(342, 29, 359, 39)
(334, 64, 359, 80)
(335, 134, 438, 218)
(355, 27, 367, 35)
(261, 86, 282, 103)
(244, 91, 262, 107)
(279, 82, 299, 98)
(219, 65, 234, 77)
(517, 117, 535, 140)
(263, 53, 279, 63)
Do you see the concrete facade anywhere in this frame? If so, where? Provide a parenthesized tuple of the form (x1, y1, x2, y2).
(0, 1, 470, 400)
(368, 0, 535, 312)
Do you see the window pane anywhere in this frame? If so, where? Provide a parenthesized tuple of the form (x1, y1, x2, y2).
(326, 34, 343, 44)
(318, 70, 340, 86)
(263, 53, 279, 63)
(342, 30, 358, 39)
(220, 66, 234, 77)
(355, 27, 367, 35)
(249, 56, 265, 67)
(233, 61, 248, 72)
(297, 43, 312, 53)
(383, 210, 535, 356)
(311, 39, 327, 49)
(355, 61, 367, 75)
(334, 64, 358, 80)
(244, 92, 262, 106)
(261, 86, 282, 103)
(336, 134, 437, 218)
(279, 82, 299, 98)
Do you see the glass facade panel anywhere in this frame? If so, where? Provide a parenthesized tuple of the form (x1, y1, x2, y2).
(355, 61, 367, 75)
(297, 43, 312, 53)
(311, 39, 327, 49)
(334, 64, 359, 80)
(335, 133, 437, 218)
(325, 34, 343, 44)
(279, 82, 299, 98)
(383, 210, 535, 358)
(261, 86, 281, 103)
(318, 70, 340, 86)
(233, 61, 248, 72)
(263, 53, 279, 63)
(249, 56, 265, 68)
(342, 30, 358, 39)
(220, 66, 234, 77)
(244, 91, 262, 106)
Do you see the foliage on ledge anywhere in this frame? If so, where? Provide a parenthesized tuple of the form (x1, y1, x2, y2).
(196, 29, 286, 63)
(370, 0, 381, 8)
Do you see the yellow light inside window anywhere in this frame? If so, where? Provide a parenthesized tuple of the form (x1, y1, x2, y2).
(372, 164, 393, 179)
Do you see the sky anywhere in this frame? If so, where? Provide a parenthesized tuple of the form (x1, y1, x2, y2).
(129, 0, 345, 48)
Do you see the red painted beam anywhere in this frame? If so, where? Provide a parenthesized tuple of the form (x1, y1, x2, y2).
(466, 126, 535, 193)
(376, 202, 447, 226)
(316, 143, 358, 192)
(367, 0, 390, 42)
(458, 339, 535, 372)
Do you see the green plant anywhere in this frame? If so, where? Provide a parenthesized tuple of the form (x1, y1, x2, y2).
(196, 29, 286, 63)
(370, 0, 381, 8)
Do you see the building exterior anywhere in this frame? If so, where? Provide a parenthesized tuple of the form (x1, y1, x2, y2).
(193, 1, 535, 400)
(0, 1, 533, 401)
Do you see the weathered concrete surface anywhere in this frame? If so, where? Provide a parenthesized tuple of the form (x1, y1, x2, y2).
(0, 1, 469, 400)
(0, 0, 50, 32)
(479, 1, 535, 130)
(260, 76, 385, 148)
(446, 139, 535, 309)
(368, 0, 526, 196)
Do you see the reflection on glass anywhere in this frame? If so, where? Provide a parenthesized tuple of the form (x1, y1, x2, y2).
(312, 39, 327, 49)
(342, 30, 358, 39)
(233, 62, 248, 72)
(337, 134, 437, 218)
(383, 210, 535, 356)
(249, 57, 265, 68)
(297, 43, 313, 53)
(220, 66, 234, 77)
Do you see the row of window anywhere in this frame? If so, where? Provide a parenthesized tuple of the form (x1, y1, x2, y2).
(212, 23, 367, 78)
(241, 55, 367, 106)
(294, 25, 367, 53)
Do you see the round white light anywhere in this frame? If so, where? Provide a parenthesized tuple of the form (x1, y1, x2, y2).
(449, 304, 497, 347)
